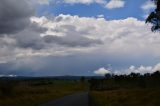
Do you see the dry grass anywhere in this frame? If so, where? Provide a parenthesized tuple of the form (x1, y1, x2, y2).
(0, 81, 87, 106)
(90, 88, 160, 106)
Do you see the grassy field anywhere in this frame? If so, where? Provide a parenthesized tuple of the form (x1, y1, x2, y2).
(90, 88, 160, 106)
(0, 80, 87, 106)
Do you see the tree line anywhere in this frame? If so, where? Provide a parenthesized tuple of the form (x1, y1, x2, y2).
(89, 71, 160, 90)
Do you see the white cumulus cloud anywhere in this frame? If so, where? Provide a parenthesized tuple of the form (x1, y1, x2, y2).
(141, 0, 156, 18)
(94, 67, 111, 75)
(64, 0, 106, 5)
(1, 14, 160, 64)
(141, 0, 155, 11)
(115, 63, 160, 75)
(105, 0, 125, 9)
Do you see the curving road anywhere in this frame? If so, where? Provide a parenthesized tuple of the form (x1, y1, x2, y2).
(39, 92, 89, 106)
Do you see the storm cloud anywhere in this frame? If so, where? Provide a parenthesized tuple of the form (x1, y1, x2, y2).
(0, 0, 34, 35)
(43, 35, 102, 47)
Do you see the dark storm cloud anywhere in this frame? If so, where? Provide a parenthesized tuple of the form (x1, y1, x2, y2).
(29, 22, 48, 33)
(43, 35, 102, 47)
(43, 24, 102, 47)
(0, 0, 50, 50)
(14, 23, 48, 50)
(0, 0, 34, 35)
(15, 29, 45, 50)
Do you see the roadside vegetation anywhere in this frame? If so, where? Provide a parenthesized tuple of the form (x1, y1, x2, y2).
(89, 71, 160, 106)
(1, 71, 160, 106)
(0, 78, 88, 106)
(91, 88, 160, 106)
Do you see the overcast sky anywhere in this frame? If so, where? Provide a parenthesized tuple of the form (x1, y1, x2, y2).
(0, 0, 160, 76)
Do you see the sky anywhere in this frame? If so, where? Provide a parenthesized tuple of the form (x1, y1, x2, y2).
(0, 0, 160, 76)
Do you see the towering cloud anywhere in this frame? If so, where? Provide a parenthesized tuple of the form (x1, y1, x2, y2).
(0, 13, 160, 64)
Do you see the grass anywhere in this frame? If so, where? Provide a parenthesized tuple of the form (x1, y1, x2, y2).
(0, 80, 87, 106)
(90, 88, 160, 106)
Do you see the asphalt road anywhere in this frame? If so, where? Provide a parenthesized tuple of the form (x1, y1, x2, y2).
(39, 92, 89, 106)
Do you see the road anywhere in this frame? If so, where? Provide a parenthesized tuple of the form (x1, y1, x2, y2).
(39, 92, 89, 106)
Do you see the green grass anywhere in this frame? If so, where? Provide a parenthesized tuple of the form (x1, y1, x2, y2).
(90, 88, 160, 106)
(0, 80, 87, 106)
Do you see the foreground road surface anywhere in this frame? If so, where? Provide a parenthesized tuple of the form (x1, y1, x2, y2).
(39, 92, 89, 106)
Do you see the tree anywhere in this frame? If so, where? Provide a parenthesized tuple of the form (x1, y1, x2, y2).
(105, 73, 112, 79)
(146, 0, 160, 31)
